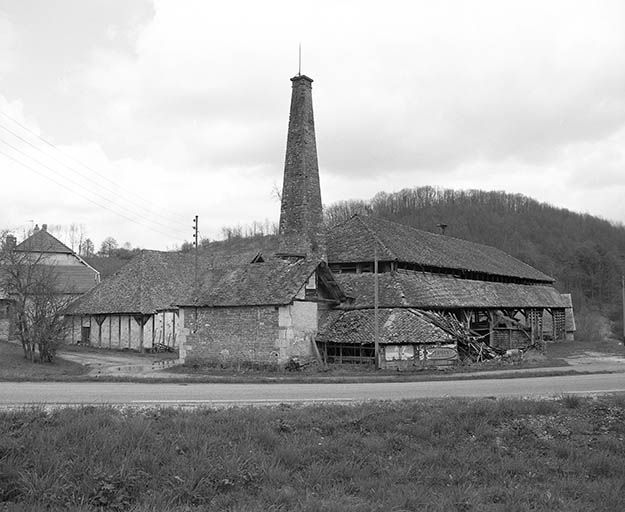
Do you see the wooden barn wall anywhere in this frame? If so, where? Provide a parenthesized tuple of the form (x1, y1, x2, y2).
(66, 313, 181, 351)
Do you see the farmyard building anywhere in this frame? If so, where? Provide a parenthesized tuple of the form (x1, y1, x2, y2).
(66, 74, 573, 368)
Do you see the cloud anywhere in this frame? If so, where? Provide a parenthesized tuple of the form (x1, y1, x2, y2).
(0, 12, 15, 74)
(2, 0, 625, 249)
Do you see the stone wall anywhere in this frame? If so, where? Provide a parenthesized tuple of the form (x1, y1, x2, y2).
(180, 301, 320, 366)
(181, 306, 280, 366)
(277, 301, 317, 361)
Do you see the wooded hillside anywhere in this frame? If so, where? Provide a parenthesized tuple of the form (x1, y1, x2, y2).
(325, 187, 625, 339)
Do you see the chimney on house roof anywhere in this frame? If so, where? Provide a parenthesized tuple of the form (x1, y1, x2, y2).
(278, 74, 326, 259)
(3, 234, 16, 251)
(42, 224, 48, 232)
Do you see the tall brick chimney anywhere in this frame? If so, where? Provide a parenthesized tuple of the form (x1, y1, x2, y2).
(278, 74, 326, 259)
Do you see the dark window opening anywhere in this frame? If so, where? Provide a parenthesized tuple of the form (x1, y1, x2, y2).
(320, 342, 375, 364)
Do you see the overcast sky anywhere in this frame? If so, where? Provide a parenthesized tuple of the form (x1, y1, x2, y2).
(1, 0, 624, 251)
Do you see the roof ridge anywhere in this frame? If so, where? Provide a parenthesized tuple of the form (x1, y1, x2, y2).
(15, 229, 73, 254)
(355, 215, 553, 282)
(354, 215, 396, 261)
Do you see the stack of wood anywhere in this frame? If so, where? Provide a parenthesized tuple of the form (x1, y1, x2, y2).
(411, 309, 501, 362)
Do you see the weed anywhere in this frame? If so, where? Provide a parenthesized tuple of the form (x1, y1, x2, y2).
(559, 393, 583, 409)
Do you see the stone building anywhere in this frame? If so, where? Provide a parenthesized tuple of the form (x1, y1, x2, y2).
(65, 73, 573, 367)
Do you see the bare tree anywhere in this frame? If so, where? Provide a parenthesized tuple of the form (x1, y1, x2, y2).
(0, 232, 73, 362)
(67, 223, 86, 253)
(80, 238, 95, 257)
(99, 236, 118, 256)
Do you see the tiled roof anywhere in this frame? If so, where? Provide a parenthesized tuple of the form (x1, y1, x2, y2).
(192, 257, 326, 307)
(327, 215, 553, 282)
(336, 270, 569, 310)
(317, 308, 454, 345)
(66, 248, 339, 315)
(201, 236, 280, 266)
(51, 265, 100, 294)
(84, 256, 130, 279)
(66, 251, 193, 315)
(14, 230, 73, 254)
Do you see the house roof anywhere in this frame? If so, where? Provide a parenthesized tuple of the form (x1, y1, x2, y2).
(317, 308, 454, 345)
(336, 270, 569, 310)
(14, 229, 73, 254)
(327, 215, 554, 283)
(191, 257, 339, 307)
(66, 249, 343, 315)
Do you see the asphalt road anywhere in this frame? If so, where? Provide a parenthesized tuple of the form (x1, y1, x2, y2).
(1, 373, 624, 407)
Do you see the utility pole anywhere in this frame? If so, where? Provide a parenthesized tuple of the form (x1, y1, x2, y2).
(374, 244, 379, 369)
(192, 215, 199, 296)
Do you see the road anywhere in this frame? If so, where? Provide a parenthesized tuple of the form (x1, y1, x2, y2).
(1, 373, 624, 407)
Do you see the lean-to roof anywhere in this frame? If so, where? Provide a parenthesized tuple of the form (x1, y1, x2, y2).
(317, 308, 454, 345)
(328, 215, 553, 283)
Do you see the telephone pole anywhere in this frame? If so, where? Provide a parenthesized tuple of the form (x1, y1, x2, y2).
(374, 244, 380, 369)
(192, 215, 199, 297)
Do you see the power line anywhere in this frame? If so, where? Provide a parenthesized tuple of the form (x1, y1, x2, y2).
(0, 136, 187, 239)
(0, 113, 190, 228)
(0, 110, 190, 226)
(0, 144, 186, 242)
(0, 123, 188, 233)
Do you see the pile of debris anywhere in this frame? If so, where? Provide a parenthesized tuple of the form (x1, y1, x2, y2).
(411, 309, 501, 363)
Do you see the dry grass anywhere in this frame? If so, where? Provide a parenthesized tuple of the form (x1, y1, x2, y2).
(1, 395, 624, 511)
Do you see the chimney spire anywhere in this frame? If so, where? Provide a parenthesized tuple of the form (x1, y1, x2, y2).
(278, 74, 325, 259)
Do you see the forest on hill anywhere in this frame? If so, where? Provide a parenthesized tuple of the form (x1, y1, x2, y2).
(325, 186, 625, 340)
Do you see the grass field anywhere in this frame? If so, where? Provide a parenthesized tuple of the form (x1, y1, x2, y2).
(0, 341, 88, 381)
(1, 395, 624, 511)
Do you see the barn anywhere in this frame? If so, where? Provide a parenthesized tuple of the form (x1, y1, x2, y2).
(319, 214, 572, 368)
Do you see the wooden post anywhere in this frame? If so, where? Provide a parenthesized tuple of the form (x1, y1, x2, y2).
(374, 245, 379, 369)
(139, 316, 144, 352)
(621, 274, 625, 342)
(163, 312, 166, 345)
